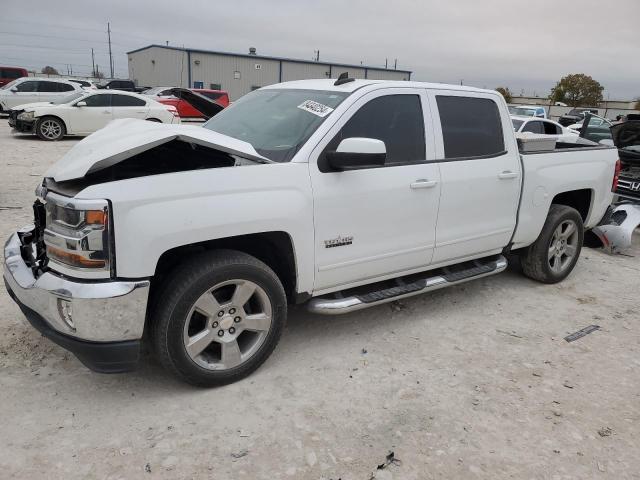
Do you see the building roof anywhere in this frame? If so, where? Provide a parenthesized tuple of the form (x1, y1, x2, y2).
(127, 44, 412, 75)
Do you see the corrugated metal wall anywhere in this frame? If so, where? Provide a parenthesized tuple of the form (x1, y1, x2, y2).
(281, 62, 330, 81)
(190, 53, 280, 100)
(366, 69, 410, 81)
(128, 47, 189, 88)
(128, 47, 412, 100)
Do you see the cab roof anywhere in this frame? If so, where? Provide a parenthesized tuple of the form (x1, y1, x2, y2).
(261, 79, 498, 96)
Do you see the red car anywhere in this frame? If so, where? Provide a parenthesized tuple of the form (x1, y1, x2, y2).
(153, 88, 229, 119)
(0, 66, 28, 87)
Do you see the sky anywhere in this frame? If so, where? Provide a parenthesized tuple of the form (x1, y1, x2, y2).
(1, 0, 638, 99)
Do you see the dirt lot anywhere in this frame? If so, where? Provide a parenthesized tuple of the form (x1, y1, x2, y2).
(0, 122, 639, 480)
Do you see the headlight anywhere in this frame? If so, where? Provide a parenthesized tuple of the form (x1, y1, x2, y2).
(42, 192, 112, 275)
(17, 111, 34, 120)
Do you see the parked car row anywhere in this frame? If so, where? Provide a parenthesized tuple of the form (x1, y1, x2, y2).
(8, 90, 180, 140)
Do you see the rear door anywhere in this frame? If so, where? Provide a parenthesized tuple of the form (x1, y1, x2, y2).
(37, 80, 74, 102)
(309, 88, 441, 292)
(111, 94, 149, 120)
(428, 91, 521, 263)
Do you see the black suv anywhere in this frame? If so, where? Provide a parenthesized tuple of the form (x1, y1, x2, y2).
(97, 79, 147, 92)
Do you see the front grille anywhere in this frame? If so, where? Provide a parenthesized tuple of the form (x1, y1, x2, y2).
(18, 200, 49, 277)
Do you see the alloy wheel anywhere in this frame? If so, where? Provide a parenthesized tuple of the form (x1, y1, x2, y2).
(548, 219, 579, 274)
(182, 279, 273, 370)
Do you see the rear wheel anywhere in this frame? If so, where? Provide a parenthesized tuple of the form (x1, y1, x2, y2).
(35, 116, 65, 141)
(520, 205, 583, 283)
(152, 250, 287, 387)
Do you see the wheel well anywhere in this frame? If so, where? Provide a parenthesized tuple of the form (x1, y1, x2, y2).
(37, 115, 67, 132)
(146, 118, 161, 122)
(551, 189, 592, 222)
(151, 232, 298, 304)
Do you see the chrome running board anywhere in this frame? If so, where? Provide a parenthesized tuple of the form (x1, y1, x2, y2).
(307, 255, 508, 315)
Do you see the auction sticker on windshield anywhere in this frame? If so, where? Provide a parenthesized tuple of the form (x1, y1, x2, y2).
(297, 100, 334, 117)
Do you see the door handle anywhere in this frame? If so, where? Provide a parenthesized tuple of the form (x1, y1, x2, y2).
(410, 179, 438, 189)
(498, 171, 519, 179)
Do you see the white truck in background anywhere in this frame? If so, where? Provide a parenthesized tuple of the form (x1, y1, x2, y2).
(4, 77, 619, 386)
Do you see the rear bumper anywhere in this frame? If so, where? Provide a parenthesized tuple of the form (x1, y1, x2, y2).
(3, 230, 150, 372)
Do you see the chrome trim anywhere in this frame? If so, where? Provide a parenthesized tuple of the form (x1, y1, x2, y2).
(307, 255, 508, 315)
(4, 231, 149, 341)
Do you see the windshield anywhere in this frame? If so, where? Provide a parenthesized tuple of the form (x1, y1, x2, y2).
(513, 107, 537, 116)
(53, 92, 85, 104)
(203, 89, 349, 162)
(512, 119, 524, 131)
(0, 78, 21, 90)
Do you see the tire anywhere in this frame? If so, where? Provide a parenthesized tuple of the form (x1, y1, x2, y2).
(151, 249, 287, 387)
(520, 204, 584, 284)
(35, 116, 65, 141)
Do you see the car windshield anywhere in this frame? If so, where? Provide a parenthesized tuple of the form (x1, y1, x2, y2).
(513, 107, 537, 116)
(512, 119, 524, 130)
(52, 92, 85, 104)
(1, 79, 21, 90)
(203, 89, 349, 162)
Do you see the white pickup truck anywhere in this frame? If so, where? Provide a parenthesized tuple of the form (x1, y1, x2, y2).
(3, 77, 619, 386)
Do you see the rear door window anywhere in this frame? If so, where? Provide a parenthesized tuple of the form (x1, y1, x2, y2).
(1, 69, 24, 79)
(522, 121, 544, 134)
(37, 81, 60, 93)
(436, 96, 504, 158)
(111, 94, 146, 107)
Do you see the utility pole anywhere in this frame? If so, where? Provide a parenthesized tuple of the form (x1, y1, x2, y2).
(91, 48, 95, 77)
(107, 22, 114, 78)
(394, 58, 397, 70)
(385, 58, 388, 69)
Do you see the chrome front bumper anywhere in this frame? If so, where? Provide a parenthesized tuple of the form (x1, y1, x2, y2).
(3, 231, 150, 342)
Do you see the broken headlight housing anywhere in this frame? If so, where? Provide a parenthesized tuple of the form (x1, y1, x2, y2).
(43, 192, 113, 278)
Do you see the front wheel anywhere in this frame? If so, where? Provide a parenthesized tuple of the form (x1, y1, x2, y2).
(35, 116, 65, 141)
(520, 205, 584, 284)
(151, 250, 287, 387)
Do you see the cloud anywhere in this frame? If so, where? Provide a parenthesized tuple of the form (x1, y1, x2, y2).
(1, 0, 638, 98)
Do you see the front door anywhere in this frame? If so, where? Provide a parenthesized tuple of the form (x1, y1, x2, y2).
(427, 91, 522, 263)
(10, 80, 40, 108)
(69, 94, 113, 133)
(309, 89, 441, 293)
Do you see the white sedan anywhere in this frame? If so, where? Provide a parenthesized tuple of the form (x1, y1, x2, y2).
(511, 115, 578, 142)
(8, 90, 179, 141)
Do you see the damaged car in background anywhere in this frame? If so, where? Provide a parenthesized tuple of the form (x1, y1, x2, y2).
(591, 117, 640, 253)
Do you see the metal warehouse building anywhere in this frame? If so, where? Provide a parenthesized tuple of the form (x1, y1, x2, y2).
(127, 45, 412, 100)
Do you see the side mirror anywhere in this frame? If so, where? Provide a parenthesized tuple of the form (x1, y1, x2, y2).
(326, 138, 386, 171)
(10, 87, 18, 92)
(76, 101, 87, 107)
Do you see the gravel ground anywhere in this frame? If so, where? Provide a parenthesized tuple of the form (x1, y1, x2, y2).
(1, 122, 639, 480)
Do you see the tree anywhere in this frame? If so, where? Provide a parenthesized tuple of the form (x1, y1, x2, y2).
(41, 65, 59, 75)
(549, 74, 604, 107)
(495, 87, 513, 103)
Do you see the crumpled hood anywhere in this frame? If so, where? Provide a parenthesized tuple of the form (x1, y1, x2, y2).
(46, 118, 269, 182)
